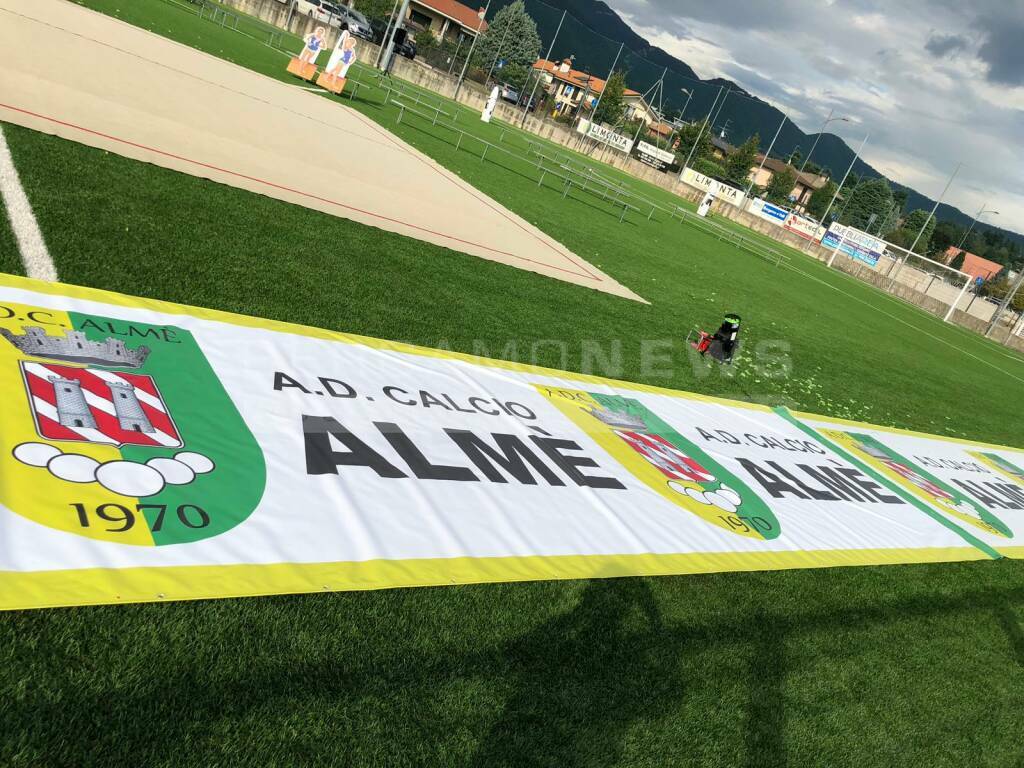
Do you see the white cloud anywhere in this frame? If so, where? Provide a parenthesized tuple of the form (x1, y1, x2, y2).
(605, 0, 1024, 234)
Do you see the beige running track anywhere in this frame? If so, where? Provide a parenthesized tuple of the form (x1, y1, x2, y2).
(0, 0, 643, 301)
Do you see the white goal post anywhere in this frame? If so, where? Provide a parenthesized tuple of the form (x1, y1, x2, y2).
(824, 228, 973, 323)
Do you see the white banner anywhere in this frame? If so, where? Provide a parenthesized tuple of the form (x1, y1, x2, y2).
(681, 168, 745, 207)
(822, 223, 886, 266)
(784, 213, 826, 241)
(578, 120, 633, 153)
(1, 275, 1020, 609)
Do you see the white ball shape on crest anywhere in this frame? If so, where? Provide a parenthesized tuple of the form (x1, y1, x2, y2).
(175, 451, 215, 474)
(96, 461, 166, 497)
(148, 457, 196, 485)
(13, 442, 61, 467)
(48, 454, 100, 484)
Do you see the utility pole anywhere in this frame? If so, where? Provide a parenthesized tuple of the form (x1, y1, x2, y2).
(956, 202, 999, 253)
(519, 10, 565, 127)
(379, 0, 411, 72)
(678, 84, 723, 179)
(744, 111, 787, 205)
(453, 1, 491, 101)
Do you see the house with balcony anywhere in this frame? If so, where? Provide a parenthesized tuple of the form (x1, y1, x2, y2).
(531, 58, 641, 119)
(406, 0, 487, 43)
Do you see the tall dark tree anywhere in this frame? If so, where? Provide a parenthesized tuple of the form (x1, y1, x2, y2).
(592, 71, 626, 125)
(725, 133, 759, 185)
(806, 180, 838, 219)
(674, 121, 712, 166)
(765, 167, 797, 205)
(475, 1, 541, 73)
(839, 177, 894, 230)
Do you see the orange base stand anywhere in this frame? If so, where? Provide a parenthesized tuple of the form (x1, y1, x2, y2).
(316, 73, 347, 95)
(286, 57, 317, 81)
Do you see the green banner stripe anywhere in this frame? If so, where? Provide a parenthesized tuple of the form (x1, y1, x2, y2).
(773, 407, 1002, 561)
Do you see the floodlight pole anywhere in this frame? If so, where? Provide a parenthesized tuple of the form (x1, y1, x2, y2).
(814, 131, 868, 254)
(985, 269, 1024, 338)
(708, 86, 730, 132)
(744, 111, 787, 206)
(484, 14, 512, 85)
(890, 161, 962, 283)
(590, 42, 624, 120)
(678, 84, 723, 180)
(453, 1, 491, 101)
(519, 10, 566, 127)
(909, 161, 961, 255)
(955, 203, 999, 252)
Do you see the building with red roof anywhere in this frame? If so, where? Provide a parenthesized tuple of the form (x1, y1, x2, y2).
(944, 247, 1004, 282)
(406, 0, 487, 42)
(531, 58, 655, 123)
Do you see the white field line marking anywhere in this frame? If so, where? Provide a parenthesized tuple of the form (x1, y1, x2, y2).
(0, 125, 57, 281)
(780, 259, 1024, 385)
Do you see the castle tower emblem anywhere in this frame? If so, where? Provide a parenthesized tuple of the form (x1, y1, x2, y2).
(106, 380, 155, 434)
(48, 376, 98, 430)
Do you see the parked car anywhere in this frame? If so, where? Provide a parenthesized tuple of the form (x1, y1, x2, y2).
(293, 0, 342, 27)
(499, 84, 520, 104)
(335, 6, 374, 40)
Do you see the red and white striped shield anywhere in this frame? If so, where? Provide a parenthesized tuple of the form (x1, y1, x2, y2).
(21, 362, 183, 448)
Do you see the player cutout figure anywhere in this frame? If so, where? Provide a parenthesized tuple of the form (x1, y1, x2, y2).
(325, 30, 357, 87)
(299, 27, 326, 64)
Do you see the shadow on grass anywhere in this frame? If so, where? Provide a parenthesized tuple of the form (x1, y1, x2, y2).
(6, 576, 1024, 766)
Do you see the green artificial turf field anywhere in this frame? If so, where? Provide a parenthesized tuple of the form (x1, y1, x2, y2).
(2, 2, 1024, 766)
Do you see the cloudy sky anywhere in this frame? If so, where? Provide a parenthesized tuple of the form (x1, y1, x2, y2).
(604, 0, 1024, 235)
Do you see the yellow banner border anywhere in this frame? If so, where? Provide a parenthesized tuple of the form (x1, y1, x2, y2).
(0, 546, 988, 611)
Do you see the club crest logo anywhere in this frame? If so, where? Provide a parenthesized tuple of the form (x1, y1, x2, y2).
(537, 386, 780, 539)
(0, 303, 266, 546)
(826, 430, 1012, 538)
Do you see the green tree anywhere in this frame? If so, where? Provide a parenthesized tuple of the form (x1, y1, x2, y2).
(839, 177, 893, 230)
(902, 209, 936, 254)
(725, 133, 759, 185)
(674, 122, 712, 167)
(499, 62, 529, 90)
(592, 71, 626, 126)
(353, 0, 394, 23)
(806, 179, 838, 219)
(474, 1, 541, 74)
(691, 157, 726, 179)
(765, 167, 797, 205)
(930, 220, 963, 255)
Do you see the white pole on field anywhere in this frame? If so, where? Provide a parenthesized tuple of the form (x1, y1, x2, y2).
(827, 231, 846, 267)
(944, 276, 971, 323)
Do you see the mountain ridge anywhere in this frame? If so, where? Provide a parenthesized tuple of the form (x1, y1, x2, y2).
(498, 0, 1023, 245)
